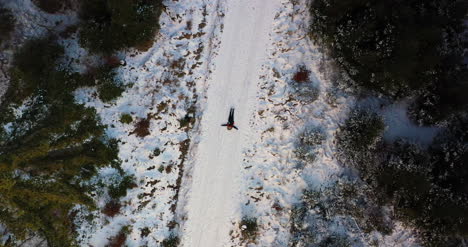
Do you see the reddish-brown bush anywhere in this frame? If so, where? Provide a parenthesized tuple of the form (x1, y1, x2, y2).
(131, 116, 151, 138)
(103, 200, 121, 217)
(106, 231, 126, 247)
(293, 66, 310, 83)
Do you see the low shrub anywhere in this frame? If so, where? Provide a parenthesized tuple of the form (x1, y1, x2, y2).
(158, 165, 164, 173)
(240, 217, 258, 242)
(119, 114, 133, 124)
(161, 234, 180, 247)
(88, 66, 125, 102)
(153, 148, 161, 157)
(32, 0, 71, 13)
(289, 180, 392, 247)
(108, 175, 137, 199)
(140, 227, 151, 238)
(291, 83, 319, 104)
(102, 200, 121, 217)
(289, 203, 315, 247)
(179, 106, 196, 129)
(7, 37, 65, 103)
(79, 0, 164, 54)
(309, 0, 467, 123)
(337, 108, 468, 244)
(106, 225, 130, 247)
(0, 6, 14, 44)
(293, 66, 310, 83)
(98, 81, 125, 103)
(336, 109, 384, 176)
(131, 116, 151, 138)
(318, 234, 352, 247)
(294, 126, 324, 164)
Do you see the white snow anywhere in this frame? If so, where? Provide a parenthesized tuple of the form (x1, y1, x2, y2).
(233, 1, 356, 245)
(73, 1, 226, 246)
(180, 0, 281, 246)
(0, 0, 429, 246)
(382, 101, 439, 145)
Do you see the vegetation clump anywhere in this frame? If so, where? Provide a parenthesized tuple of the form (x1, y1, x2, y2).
(119, 113, 133, 124)
(0, 37, 123, 246)
(292, 66, 310, 83)
(309, 0, 467, 124)
(92, 66, 125, 103)
(291, 66, 319, 104)
(106, 225, 131, 247)
(102, 200, 121, 217)
(336, 108, 468, 245)
(0, 6, 15, 44)
(79, 0, 164, 54)
(240, 217, 258, 242)
(32, 0, 72, 14)
(294, 126, 324, 164)
(289, 181, 389, 247)
(108, 174, 137, 199)
(336, 109, 384, 174)
(311, 0, 468, 244)
(161, 234, 180, 247)
(131, 116, 151, 138)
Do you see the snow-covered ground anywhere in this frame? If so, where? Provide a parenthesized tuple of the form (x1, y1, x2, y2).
(72, 1, 226, 245)
(0, 0, 441, 246)
(179, 0, 281, 246)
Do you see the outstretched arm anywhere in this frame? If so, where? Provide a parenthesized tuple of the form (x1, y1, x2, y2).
(221, 124, 228, 126)
(233, 125, 238, 130)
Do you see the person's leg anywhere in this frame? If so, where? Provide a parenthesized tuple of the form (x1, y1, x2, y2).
(228, 108, 234, 123)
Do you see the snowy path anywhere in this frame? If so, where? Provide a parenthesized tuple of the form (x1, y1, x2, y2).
(181, 0, 280, 246)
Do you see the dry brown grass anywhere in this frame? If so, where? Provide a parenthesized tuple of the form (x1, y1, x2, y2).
(130, 114, 152, 138)
(103, 200, 121, 217)
(293, 66, 310, 83)
(106, 230, 127, 247)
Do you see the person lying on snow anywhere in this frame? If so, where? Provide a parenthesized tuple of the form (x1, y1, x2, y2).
(221, 108, 238, 130)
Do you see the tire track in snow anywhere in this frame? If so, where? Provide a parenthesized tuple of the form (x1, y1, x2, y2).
(180, 0, 281, 246)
